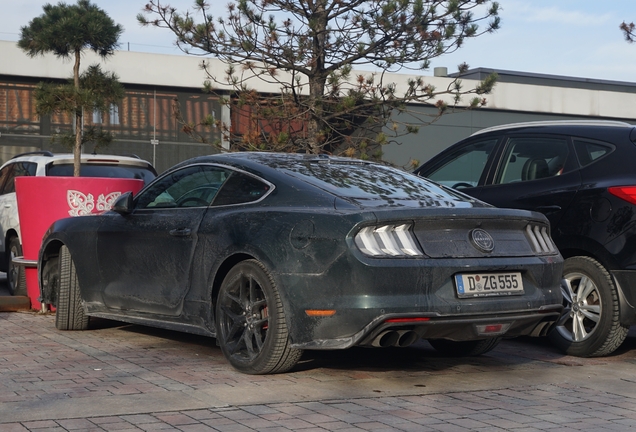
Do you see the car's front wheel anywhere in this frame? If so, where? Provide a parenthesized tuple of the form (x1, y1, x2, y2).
(216, 259, 302, 374)
(7, 236, 26, 296)
(548, 256, 629, 357)
(55, 246, 89, 331)
(428, 338, 500, 356)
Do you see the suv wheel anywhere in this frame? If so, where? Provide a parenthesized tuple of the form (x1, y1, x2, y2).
(7, 236, 26, 296)
(549, 256, 629, 357)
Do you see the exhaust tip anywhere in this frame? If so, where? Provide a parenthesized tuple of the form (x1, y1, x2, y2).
(371, 330, 400, 347)
(397, 330, 419, 347)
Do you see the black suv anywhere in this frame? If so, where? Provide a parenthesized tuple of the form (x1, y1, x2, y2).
(415, 120, 636, 357)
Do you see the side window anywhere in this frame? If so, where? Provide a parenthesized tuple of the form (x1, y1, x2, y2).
(213, 172, 271, 206)
(0, 162, 36, 194)
(573, 139, 614, 167)
(421, 139, 497, 188)
(495, 137, 570, 184)
(0, 165, 13, 195)
(136, 165, 231, 209)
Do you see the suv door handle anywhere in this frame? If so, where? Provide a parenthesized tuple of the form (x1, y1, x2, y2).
(536, 205, 561, 213)
(169, 228, 192, 237)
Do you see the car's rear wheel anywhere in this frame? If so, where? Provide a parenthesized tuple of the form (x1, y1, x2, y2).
(216, 259, 302, 374)
(428, 338, 500, 356)
(7, 236, 26, 296)
(549, 256, 628, 357)
(55, 246, 89, 331)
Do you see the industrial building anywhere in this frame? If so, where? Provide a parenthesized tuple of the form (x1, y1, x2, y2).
(2, 39, 636, 172)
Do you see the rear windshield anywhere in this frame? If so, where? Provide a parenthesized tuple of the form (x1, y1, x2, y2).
(281, 161, 477, 208)
(47, 163, 156, 185)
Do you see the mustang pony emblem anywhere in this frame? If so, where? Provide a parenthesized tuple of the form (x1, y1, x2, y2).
(67, 190, 122, 216)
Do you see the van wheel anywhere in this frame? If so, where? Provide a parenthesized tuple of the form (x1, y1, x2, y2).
(549, 256, 628, 357)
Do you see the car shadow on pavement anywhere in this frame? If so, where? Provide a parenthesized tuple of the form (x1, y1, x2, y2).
(294, 341, 543, 373)
(86, 320, 532, 373)
(84, 317, 636, 374)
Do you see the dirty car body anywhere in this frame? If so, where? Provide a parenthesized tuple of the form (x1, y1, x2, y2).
(39, 153, 563, 374)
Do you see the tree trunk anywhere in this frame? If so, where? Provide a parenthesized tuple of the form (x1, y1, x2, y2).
(73, 48, 82, 177)
(306, 0, 328, 154)
(307, 77, 327, 154)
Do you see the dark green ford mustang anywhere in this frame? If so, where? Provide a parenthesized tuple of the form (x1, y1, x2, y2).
(39, 152, 563, 374)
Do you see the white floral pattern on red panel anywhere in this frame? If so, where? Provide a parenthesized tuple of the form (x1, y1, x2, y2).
(67, 190, 122, 216)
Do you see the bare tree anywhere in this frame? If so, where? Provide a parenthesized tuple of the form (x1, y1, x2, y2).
(140, 0, 500, 159)
(621, 21, 636, 43)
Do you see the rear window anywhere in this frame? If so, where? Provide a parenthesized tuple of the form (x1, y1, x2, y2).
(46, 163, 156, 185)
(281, 161, 477, 208)
(573, 140, 614, 167)
(213, 173, 271, 206)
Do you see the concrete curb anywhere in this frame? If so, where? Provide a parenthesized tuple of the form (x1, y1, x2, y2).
(0, 295, 32, 312)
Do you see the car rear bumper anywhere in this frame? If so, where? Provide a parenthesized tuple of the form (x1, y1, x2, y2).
(290, 307, 563, 350)
(277, 253, 563, 348)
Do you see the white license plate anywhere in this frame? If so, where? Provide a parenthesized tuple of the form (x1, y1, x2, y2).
(455, 272, 524, 298)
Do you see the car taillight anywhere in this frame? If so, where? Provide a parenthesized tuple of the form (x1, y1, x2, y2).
(354, 223, 423, 257)
(608, 186, 636, 205)
(525, 224, 557, 254)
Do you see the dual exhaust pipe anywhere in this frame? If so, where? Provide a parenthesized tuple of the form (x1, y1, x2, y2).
(370, 330, 420, 348)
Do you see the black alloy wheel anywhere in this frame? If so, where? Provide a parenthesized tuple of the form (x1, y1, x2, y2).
(216, 260, 302, 374)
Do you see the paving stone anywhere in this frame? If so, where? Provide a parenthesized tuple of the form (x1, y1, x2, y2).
(1, 313, 636, 431)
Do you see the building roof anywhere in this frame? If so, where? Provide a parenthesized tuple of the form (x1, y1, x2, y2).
(450, 67, 636, 93)
(2, 39, 636, 120)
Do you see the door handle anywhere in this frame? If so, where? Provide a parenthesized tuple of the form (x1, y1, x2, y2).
(536, 205, 561, 213)
(169, 228, 192, 237)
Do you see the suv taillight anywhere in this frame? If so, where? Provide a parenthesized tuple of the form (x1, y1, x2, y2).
(608, 186, 636, 205)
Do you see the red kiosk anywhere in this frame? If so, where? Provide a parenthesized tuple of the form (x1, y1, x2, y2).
(14, 177, 144, 309)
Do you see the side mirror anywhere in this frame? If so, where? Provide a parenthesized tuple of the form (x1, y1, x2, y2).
(111, 192, 134, 215)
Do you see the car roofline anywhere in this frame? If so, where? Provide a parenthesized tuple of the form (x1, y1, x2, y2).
(471, 120, 633, 137)
(2, 153, 153, 169)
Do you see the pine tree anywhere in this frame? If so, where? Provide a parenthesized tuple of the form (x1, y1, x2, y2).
(140, 0, 500, 159)
(19, 0, 124, 175)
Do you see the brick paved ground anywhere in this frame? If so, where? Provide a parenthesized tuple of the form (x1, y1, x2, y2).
(1, 311, 635, 431)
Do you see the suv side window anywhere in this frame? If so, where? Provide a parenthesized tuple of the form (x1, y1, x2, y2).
(495, 137, 570, 184)
(136, 165, 232, 209)
(573, 139, 614, 167)
(420, 139, 498, 188)
(0, 162, 37, 194)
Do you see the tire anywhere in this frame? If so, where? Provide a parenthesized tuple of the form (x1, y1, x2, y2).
(429, 338, 501, 356)
(55, 246, 89, 331)
(7, 236, 26, 296)
(548, 256, 629, 357)
(216, 259, 302, 374)
(41, 256, 60, 306)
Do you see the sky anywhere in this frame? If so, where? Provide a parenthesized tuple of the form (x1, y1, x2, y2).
(2, 0, 636, 83)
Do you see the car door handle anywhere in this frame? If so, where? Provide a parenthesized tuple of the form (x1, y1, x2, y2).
(536, 205, 561, 213)
(169, 228, 192, 237)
